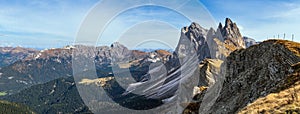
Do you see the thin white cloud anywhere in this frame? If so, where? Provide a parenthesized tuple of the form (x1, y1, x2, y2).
(0, 0, 98, 48)
(268, 7, 300, 19)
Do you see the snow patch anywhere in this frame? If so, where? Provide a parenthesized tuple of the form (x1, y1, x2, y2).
(54, 58, 62, 63)
(64, 45, 75, 49)
(8, 76, 14, 79)
(35, 53, 42, 59)
(49, 89, 55, 95)
(16, 80, 28, 85)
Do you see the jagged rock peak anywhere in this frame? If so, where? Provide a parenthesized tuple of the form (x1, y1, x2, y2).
(181, 22, 208, 36)
(189, 22, 203, 30)
(218, 18, 237, 30)
(225, 18, 233, 27)
(219, 18, 246, 48)
(189, 22, 207, 32)
(177, 22, 211, 61)
(218, 23, 223, 30)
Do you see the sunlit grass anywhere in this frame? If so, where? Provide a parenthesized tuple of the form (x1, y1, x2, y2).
(0, 92, 7, 96)
(274, 40, 300, 57)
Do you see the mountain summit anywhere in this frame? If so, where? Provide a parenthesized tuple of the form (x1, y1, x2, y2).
(219, 18, 246, 49)
(177, 18, 247, 62)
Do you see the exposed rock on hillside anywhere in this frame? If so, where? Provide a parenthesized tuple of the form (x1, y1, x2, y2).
(239, 71, 300, 113)
(177, 18, 246, 62)
(198, 59, 223, 87)
(183, 40, 300, 114)
(0, 47, 37, 67)
(178, 22, 210, 61)
(3, 18, 299, 114)
(0, 48, 73, 95)
(219, 18, 246, 49)
(207, 40, 300, 113)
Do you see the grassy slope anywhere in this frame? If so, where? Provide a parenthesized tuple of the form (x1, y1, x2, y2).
(239, 72, 300, 114)
(239, 40, 300, 113)
(0, 100, 35, 114)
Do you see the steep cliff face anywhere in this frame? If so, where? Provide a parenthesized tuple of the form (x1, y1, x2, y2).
(177, 18, 246, 62)
(3, 17, 299, 113)
(198, 59, 223, 87)
(207, 40, 300, 113)
(178, 22, 210, 61)
(219, 18, 246, 49)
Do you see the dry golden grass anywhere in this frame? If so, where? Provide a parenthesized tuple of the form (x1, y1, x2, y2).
(239, 59, 300, 114)
(273, 40, 300, 57)
(155, 50, 172, 56)
(78, 77, 114, 87)
(199, 86, 208, 91)
(292, 62, 300, 72)
(213, 38, 232, 57)
(239, 79, 300, 114)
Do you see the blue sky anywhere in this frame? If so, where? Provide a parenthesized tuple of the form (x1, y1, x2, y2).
(0, 0, 299, 49)
(201, 0, 300, 42)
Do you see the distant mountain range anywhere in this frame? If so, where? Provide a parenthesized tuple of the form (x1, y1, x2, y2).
(0, 18, 299, 113)
(0, 47, 37, 67)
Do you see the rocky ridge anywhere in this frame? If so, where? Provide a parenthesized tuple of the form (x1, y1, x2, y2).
(219, 18, 246, 49)
(0, 47, 37, 67)
(177, 18, 246, 62)
(184, 40, 300, 113)
(0, 42, 174, 95)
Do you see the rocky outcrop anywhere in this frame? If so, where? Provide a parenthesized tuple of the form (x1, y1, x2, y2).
(177, 18, 246, 62)
(239, 72, 300, 113)
(219, 18, 246, 49)
(198, 59, 223, 87)
(206, 40, 300, 113)
(183, 40, 300, 114)
(178, 22, 210, 61)
(237, 41, 300, 113)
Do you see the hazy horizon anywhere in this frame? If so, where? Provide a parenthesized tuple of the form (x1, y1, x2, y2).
(0, 0, 299, 49)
